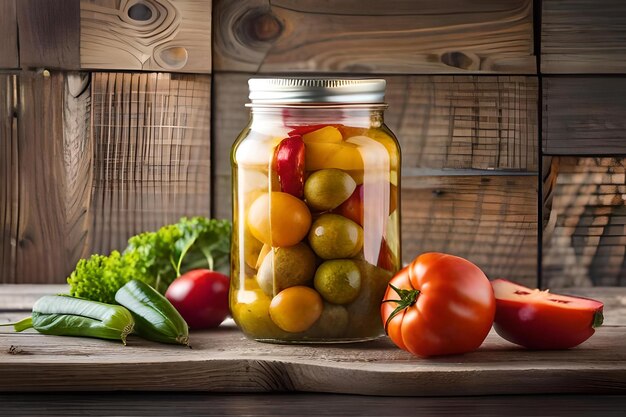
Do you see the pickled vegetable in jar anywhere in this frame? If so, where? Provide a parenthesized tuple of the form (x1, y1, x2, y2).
(230, 78, 401, 343)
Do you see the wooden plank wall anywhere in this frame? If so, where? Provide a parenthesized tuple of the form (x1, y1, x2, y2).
(541, 0, 626, 287)
(81, 0, 212, 72)
(213, 0, 536, 74)
(16, 0, 81, 69)
(0, 0, 624, 287)
(0, 74, 18, 282)
(541, 0, 626, 74)
(543, 158, 626, 287)
(89, 72, 211, 254)
(0, 1, 19, 69)
(0, 1, 214, 283)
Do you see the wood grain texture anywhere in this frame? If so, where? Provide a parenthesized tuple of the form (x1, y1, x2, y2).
(0, 74, 18, 283)
(63, 73, 93, 266)
(213, 74, 538, 284)
(212, 73, 249, 221)
(0, 285, 69, 311)
(542, 156, 557, 248)
(213, 0, 536, 74)
(542, 0, 626, 73)
(0, 0, 19, 68)
(2, 394, 626, 417)
(81, 0, 212, 72)
(543, 157, 626, 288)
(402, 175, 537, 286)
(16, 0, 80, 69)
(388, 76, 538, 173)
(8, 71, 92, 284)
(89, 72, 211, 255)
(543, 78, 626, 156)
(0, 316, 624, 395)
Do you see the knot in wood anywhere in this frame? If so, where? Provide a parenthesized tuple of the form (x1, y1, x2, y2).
(440, 51, 479, 70)
(243, 10, 282, 43)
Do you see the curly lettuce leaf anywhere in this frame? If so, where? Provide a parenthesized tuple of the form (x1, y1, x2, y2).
(67, 251, 147, 304)
(67, 217, 231, 302)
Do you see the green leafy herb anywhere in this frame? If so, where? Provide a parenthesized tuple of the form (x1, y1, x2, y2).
(67, 217, 231, 303)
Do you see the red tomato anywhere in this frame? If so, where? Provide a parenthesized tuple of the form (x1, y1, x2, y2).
(492, 279, 604, 349)
(381, 253, 495, 357)
(336, 184, 363, 225)
(165, 269, 230, 329)
(377, 238, 396, 272)
(335, 184, 398, 227)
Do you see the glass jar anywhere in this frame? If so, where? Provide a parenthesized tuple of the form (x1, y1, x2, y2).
(230, 78, 401, 343)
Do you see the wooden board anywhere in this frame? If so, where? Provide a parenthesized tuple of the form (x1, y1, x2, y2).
(0, 0, 19, 69)
(213, 0, 536, 74)
(89, 72, 212, 255)
(4, 393, 626, 417)
(16, 0, 80, 69)
(542, 0, 626, 73)
(0, 285, 69, 310)
(542, 157, 626, 288)
(4, 394, 626, 417)
(543, 78, 626, 155)
(81, 0, 212, 73)
(0, 316, 624, 395)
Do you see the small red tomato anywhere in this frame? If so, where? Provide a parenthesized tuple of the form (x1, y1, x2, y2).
(381, 253, 495, 357)
(336, 184, 364, 225)
(165, 269, 230, 329)
(492, 279, 604, 349)
(377, 238, 396, 272)
(335, 184, 398, 227)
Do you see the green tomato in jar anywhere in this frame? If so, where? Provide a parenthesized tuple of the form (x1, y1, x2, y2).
(256, 243, 317, 296)
(345, 260, 393, 338)
(306, 302, 349, 339)
(231, 289, 289, 340)
(304, 169, 356, 211)
(308, 214, 363, 259)
(314, 260, 361, 305)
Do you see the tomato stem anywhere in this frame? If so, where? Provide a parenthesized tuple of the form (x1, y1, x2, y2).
(593, 310, 604, 328)
(382, 284, 420, 335)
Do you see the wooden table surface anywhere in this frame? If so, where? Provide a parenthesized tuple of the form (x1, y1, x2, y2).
(1, 285, 626, 416)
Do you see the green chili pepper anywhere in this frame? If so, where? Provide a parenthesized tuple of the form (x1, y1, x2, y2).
(115, 280, 189, 346)
(0, 295, 134, 344)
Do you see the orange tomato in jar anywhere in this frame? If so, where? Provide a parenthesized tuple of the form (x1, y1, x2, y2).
(246, 192, 312, 247)
(269, 286, 323, 333)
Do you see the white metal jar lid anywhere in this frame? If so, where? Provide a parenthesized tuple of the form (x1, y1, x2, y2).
(248, 78, 386, 104)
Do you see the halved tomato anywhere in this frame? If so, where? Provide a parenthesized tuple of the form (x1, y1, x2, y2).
(492, 279, 604, 349)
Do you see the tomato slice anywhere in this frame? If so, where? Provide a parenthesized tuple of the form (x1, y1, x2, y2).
(492, 279, 604, 349)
